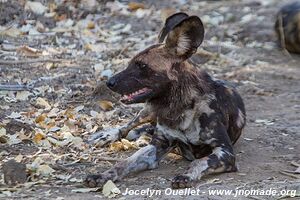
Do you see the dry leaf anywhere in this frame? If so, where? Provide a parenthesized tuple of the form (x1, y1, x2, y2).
(35, 114, 46, 123)
(16, 91, 32, 101)
(109, 141, 124, 152)
(30, 157, 44, 170)
(8, 112, 22, 119)
(37, 165, 55, 177)
(166, 152, 182, 160)
(0, 27, 22, 37)
(48, 108, 60, 117)
(45, 63, 55, 70)
(135, 134, 151, 147)
(74, 105, 84, 113)
(17, 46, 43, 58)
(36, 97, 51, 110)
(102, 180, 121, 198)
(87, 21, 95, 29)
(99, 100, 113, 111)
(0, 127, 7, 143)
(0, 127, 6, 136)
(90, 110, 100, 118)
(7, 134, 21, 145)
(14, 155, 23, 163)
(128, 2, 145, 11)
(33, 132, 46, 144)
(25, 1, 48, 15)
(121, 139, 137, 150)
(109, 139, 137, 151)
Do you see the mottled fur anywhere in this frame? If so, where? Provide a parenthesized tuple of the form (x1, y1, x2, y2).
(275, 2, 300, 53)
(85, 13, 246, 189)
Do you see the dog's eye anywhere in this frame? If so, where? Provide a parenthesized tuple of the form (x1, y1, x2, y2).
(138, 62, 147, 70)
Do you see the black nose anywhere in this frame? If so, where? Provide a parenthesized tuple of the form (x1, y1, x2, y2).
(106, 77, 116, 89)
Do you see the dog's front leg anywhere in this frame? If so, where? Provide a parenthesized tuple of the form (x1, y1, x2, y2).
(88, 106, 156, 146)
(84, 132, 172, 187)
(172, 122, 237, 189)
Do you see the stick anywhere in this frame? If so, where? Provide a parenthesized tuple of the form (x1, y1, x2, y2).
(279, 171, 300, 179)
(96, 156, 122, 162)
(61, 157, 121, 168)
(0, 84, 33, 91)
(291, 161, 300, 167)
(0, 58, 65, 65)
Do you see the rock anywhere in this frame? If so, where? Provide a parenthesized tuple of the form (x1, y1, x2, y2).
(2, 160, 27, 186)
(100, 69, 113, 79)
(25, 1, 48, 15)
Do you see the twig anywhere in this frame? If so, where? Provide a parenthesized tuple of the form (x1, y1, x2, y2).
(282, 169, 300, 174)
(279, 171, 300, 179)
(0, 58, 65, 65)
(62, 156, 121, 167)
(0, 84, 33, 91)
(291, 161, 300, 167)
(96, 156, 122, 162)
(249, 196, 264, 200)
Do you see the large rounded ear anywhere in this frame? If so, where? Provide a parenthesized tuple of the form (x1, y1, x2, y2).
(165, 16, 204, 59)
(158, 12, 189, 43)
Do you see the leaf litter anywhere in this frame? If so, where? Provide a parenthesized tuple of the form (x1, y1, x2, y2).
(0, 0, 299, 199)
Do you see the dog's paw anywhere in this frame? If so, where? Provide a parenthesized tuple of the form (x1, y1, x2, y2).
(171, 175, 193, 189)
(87, 128, 120, 146)
(84, 174, 107, 188)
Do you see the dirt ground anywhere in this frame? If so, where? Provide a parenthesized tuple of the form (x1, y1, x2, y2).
(0, 0, 299, 199)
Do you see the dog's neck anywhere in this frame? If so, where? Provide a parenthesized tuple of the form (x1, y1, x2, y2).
(149, 62, 213, 127)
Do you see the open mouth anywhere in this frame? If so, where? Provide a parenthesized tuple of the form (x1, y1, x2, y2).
(120, 87, 153, 104)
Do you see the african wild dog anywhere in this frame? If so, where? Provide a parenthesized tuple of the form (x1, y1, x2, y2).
(85, 12, 246, 189)
(275, 1, 300, 53)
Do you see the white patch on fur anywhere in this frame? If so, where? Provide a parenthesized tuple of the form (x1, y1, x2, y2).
(204, 138, 217, 145)
(157, 109, 203, 145)
(185, 159, 209, 180)
(180, 109, 197, 130)
(157, 123, 188, 144)
(157, 94, 217, 146)
(213, 147, 233, 159)
(177, 33, 191, 55)
(198, 94, 216, 115)
(236, 109, 245, 128)
(185, 119, 202, 145)
(128, 144, 158, 169)
(213, 147, 225, 159)
(179, 107, 202, 145)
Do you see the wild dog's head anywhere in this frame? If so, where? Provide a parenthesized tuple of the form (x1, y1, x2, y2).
(106, 12, 204, 104)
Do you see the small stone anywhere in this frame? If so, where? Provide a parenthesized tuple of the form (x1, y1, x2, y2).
(100, 69, 113, 79)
